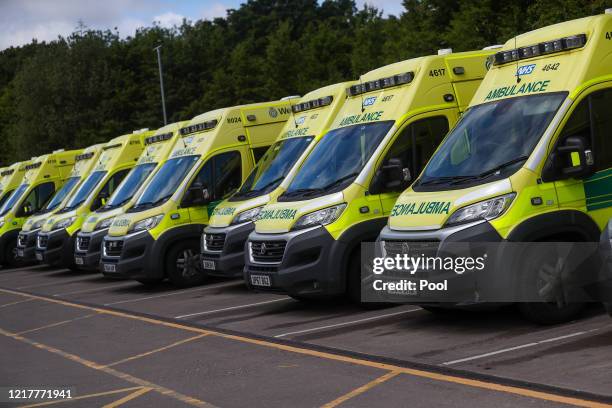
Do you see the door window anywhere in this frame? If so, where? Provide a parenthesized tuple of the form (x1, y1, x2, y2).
(376, 116, 449, 192)
(19, 182, 55, 216)
(188, 151, 242, 203)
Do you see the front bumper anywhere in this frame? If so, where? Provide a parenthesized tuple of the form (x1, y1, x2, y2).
(35, 229, 75, 266)
(74, 229, 108, 270)
(100, 231, 159, 280)
(244, 226, 347, 297)
(16, 229, 40, 262)
(376, 221, 504, 304)
(201, 222, 254, 278)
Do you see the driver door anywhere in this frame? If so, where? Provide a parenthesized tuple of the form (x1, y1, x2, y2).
(552, 85, 612, 228)
(376, 114, 452, 215)
(185, 150, 243, 224)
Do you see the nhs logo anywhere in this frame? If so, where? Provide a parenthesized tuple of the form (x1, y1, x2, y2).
(516, 64, 536, 76)
(296, 116, 306, 125)
(363, 96, 377, 106)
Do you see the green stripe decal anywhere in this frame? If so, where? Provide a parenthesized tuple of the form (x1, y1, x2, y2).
(584, 168, 612, 211)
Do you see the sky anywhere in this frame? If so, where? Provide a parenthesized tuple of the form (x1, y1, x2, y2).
(0, 0, 405, 50)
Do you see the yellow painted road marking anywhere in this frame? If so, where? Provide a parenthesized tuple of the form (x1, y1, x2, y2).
(19, 386, 143, 407)
(0, 327, 217, 408)
(104, 334, 209, 367)
(1, 288, 610, 408)
(102, 386, 152, 408)
(322, 371, 401, 408)
(17, 313, 99, 335)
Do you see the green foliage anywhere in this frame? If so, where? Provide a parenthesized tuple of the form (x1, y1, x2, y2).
(0, 0, 609, 165)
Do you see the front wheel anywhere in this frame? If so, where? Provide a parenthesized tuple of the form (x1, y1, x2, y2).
(3, 240, 23, 268)
(166, 241, 206, 288)
(517, 245, 585, 325)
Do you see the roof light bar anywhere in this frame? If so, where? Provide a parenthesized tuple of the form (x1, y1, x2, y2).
(0, 169, 15, 177)
(75, 152, 95, 161)
(493, 33, 587, 66)
(145, 132, 173, 145)
(25, 162, 42, 171)
(292, 95, 334, 113)
(347, 72, 414, 97)
(103, 143, 122, 150)
(180, 119, 218, 136)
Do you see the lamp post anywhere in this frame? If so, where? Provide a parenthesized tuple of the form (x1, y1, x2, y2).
(154, 45, 168, 125)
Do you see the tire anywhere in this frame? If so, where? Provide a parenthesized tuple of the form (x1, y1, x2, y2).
(136, 278, 163, 287)
(166, 241, 207, 288)
(605, 303, 612, 317)
(3, 239, 23, 268)
(517, 244, 585, 325)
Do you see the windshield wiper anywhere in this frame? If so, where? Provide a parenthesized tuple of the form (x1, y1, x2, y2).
(237, 177, 285, 198)
(101, 197, 131, 211)
(417, 175, 472, 187)
(450, 156, 530, 185)
(320, 172, 359, 192)
(133, 194, 173, 210)
(419, 156, 529, 187)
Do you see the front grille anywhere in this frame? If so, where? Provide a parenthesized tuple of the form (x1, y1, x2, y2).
(76, 236, 91, 252)
(204, 233, 226, 252)
(383, 240, 439, 258)
(37, 235, 48, 249)
(250, 241, 286, 264)
(17, 233, 27, 247)
(104, 239, 124, 257)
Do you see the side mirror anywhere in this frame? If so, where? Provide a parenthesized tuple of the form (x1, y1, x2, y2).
(19, 204, 33, 217)
(542, 135, 595, 182)
(370, 158, 412, 194)
(183, 182, 211, 206)
(91, 191, 109, 211)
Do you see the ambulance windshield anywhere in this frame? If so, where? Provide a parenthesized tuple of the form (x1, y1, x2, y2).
(231, 136, 314, 200)
(281, 121, 393, 200)
(416, 92, 567, 190)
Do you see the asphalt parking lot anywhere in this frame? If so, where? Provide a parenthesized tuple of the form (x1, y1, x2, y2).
(0, 264, 611, 407)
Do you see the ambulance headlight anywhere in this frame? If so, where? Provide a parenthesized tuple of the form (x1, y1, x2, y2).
(129, 214, 164, 233)
(95, 217, 114, 231)
(445, 194, 515, 226)
(292, 204, 347, 231)
(52, 216, 76, 230)
(231, 206, 263, 225)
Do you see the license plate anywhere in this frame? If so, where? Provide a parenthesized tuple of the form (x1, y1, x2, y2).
(74, 256, 84, 265)
(103, 263, 116, 273)
(250, 274, 271, 287)
(35, 252, 43, 261)
(16, 249, 24, 257)
(202, 260, 216, 270)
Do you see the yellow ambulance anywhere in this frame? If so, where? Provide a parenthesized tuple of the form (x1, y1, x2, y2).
(379, 11, 612, 323)
(74, 122, 186, 270)
(16, 144, 104, 263)
(101, 101, 291, 287)
(244, 49, 494, 300)
(36, 130, 151, 267)
(0, 150, 79, 267)
(201, 82, 355, 278)
(0, 162, 29, 211)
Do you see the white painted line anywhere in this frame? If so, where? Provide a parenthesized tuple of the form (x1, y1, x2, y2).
(175, 298, 290, 319)
(442, 328, 605, 366)
(274, 308, 422, 338)
(0, 264, 48, 273)
(52, 282, 135, 297)
(104, 280, 241, 306)
(16, 276, 99, 290)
